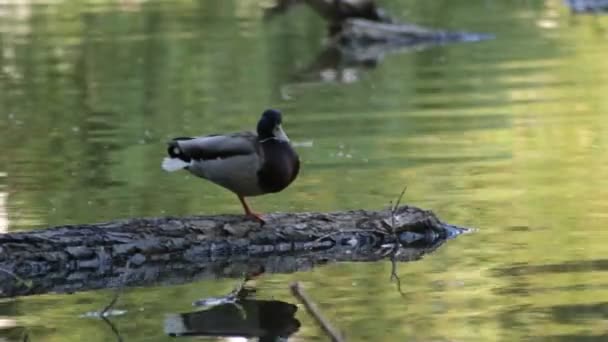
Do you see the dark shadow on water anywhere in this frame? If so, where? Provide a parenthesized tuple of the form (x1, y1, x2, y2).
(494, 283, 608, 297)
(165, 291, 300, 341)
(0, 326, 30, 342)
(548, 302, 608, 324)
(494, 259, 608, 277)
(498, 302, 608, 341)
(536, 334, 608, 342)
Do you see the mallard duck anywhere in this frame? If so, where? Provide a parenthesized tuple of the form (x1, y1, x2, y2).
(161, 109, 300, 224)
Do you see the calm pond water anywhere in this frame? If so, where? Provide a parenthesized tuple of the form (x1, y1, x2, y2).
(2, 0, 608, 341)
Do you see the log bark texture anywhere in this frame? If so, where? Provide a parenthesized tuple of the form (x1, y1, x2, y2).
(0, 205, 470, 298)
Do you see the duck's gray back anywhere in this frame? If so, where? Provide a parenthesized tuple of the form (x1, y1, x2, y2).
(177, 132, 266, 196)
(176, 132, 258, 160)
(189, 153, 265, 196)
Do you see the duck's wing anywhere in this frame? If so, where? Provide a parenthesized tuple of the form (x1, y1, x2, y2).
(169, 131, 260, 161)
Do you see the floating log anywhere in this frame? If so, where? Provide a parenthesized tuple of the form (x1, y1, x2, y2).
(0, 205, 470, 298)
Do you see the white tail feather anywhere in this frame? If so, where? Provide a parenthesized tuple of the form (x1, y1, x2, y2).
(162, 158, 189, 172)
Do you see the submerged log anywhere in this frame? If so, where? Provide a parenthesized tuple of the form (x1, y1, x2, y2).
(303, 0, 492, 44)
(266, 0, 492, 45)
(270, 0, 492, 89)
(0, 205, 470, 298)
(283, 23, 491, 89)
(335, 18, 492, 46)
(565, 0, 608, 13)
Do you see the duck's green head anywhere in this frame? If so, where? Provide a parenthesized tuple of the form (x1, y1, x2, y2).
(258, 109, 289, 142)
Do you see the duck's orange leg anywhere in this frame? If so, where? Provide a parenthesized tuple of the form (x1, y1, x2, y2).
(237, 195, 266, 225)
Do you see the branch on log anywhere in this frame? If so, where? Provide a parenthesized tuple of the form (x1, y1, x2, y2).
(0, 205, 471, 298)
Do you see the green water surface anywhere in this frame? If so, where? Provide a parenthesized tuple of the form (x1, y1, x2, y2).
(2, 0, 608, 341)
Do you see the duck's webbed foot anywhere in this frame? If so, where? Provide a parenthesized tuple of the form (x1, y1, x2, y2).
(246, 212, 266, 226)
(238, 195, 266, 226)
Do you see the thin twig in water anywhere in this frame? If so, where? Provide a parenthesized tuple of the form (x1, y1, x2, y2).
(100, 261, 131, 316)
(390, 185, 408, 232)
(290, 282, 345, 342)
(100, 292, 120, 317)
(389, 247, 406, 297)
(192, 272, 255, 307)
(101, 316, 124, 342)
(232, 273, 255, 299)
(95, 261, 131, 342)
(386, 186, 408, 296)
(392, 186, 408, 214)
(382, 186, 408, 236)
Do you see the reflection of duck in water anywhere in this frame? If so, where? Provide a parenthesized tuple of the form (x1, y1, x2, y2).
(265, 0, 392, 34)
(304, 0, 393, 34)
(162, 109, 300, 224)
(164, 299, 300, 341)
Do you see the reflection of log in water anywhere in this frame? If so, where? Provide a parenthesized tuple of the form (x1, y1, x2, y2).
(285, 36, 440, 88)
(164, 299, 300, 340)
(0, 205, 470, 298)
(266, 0, 492, 44)
(269, 0, 493, 88)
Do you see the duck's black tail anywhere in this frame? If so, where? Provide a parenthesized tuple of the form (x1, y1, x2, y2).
(167, 137, 193, 159)
(162, 137, 193, 172)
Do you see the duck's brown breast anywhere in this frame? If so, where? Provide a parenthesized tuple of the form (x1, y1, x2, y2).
(257, 141, 300, 194)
